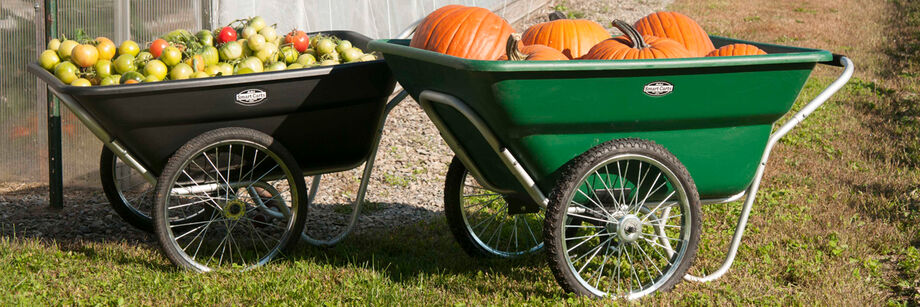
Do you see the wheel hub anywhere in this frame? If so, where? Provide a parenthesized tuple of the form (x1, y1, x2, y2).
(224, 199, 246, 220)
(616, 214, 642, 243)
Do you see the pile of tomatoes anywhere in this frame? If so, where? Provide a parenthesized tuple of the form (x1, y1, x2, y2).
(38, 16, 379, 86)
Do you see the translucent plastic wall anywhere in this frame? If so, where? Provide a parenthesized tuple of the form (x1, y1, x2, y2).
(1, 0, 543, 185)
(216, 0, 546, 39)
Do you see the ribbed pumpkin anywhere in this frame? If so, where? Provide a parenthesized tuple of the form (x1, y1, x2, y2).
(499, 36, 568, 61)
(634, 11, 714, 57)
(582, 20, 691, 60)
(521, 12, 610, 59)
(410, 5, 514, 60)
(706, 43, 767, 57)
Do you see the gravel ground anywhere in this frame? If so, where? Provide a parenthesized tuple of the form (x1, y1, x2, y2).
(0, 0, 672, 246)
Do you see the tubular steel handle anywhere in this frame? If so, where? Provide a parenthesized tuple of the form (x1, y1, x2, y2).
(685, 57, 854, 283)
(395, 18, 423, 40)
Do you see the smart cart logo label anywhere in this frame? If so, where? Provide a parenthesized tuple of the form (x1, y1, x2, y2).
(643, 81, 674, 97)
(235, 89, 267, 106)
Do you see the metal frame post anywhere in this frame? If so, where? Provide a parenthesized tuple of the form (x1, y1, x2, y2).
(44, 0, 63, 209)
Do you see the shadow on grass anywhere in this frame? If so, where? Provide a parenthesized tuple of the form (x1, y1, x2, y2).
(283, 217, 552, 298)
(0, 184, 550, 296)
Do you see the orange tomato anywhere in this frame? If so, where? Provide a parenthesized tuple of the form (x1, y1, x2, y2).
(95, 37, 117, 60)
(71, 44, 99, 68)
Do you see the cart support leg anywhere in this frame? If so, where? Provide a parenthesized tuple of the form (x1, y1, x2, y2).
(301, 90, 408, 246)
(684, 57, 854, 283)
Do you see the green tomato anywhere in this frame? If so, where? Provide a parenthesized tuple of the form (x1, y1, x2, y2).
(100, 76, 120, 86)
(341, 48, 363, 63)
(336, 40, 353, 54)
(296, 53, 316, 65)
(94, 59, 113, 78)
(170, 63, 194, 80)
(135, 51, 154, 67)
(236, 67, 255, 75)
(113, 54, 137, 74)
(58, 40, 79, 59)
(238, 57, 264, 73)
(118, 40, 140, 57)
(241, 26, 257, 39)
(201, 46, 220, 66)
(319, 59, 338, 66)
(204, 65, 223, 76)
(217, 62, 234, 76)
(266, 61, 287, 71)
(159, 46, 182, 66)
(54, 62, 78, 84)
(196, 30, 214, 46)
(248, 16, 266, 31)
(162, 29, 191, 42)
(120, 71, 145, 83)
(315, 39, 336, 56)
(248, 34, 266, 51)
(191, 71, 210, 79)
(143, 60, 168, 80)
(359, 54, 377, 62)
(143, 75, 161, 83)
(280, 46, 299, 64)
(287, 63, 304, 70)
(259, 26, 278, 42)
(256, 45, 278, 63)
(71, 78, 92, 87)
(40, 50, 61, 71)
(219, 41, 243, 61)
(239, 39, 253, 56)
(47, 39, 61, 51)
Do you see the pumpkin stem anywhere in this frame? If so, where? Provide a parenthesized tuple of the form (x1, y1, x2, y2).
(612, 19, 650, 49)
(505, 35, 526, 61)
(549, 11, 566, 21)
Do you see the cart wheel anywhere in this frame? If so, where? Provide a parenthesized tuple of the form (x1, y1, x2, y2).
(100, 146, 154, 232)
(154, 127, 308, 272)
(444, 157, 544, 258)
(544, 139, 700, 299)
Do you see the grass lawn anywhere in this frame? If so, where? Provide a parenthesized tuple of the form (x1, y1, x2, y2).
(3, 0, 920, 305)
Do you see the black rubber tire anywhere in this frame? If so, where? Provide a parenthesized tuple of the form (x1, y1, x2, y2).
(153, 127, 308, 272)
(544, 138, 701, 298)
(444, 156, 543, 258)
(100, 146, 154, 232)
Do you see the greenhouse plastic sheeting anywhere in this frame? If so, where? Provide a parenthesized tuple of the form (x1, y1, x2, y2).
(215, 0, 543, 38)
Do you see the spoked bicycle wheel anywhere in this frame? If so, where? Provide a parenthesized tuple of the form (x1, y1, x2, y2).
(545, 139, 701, 299)
(154, 128, 308, 272)
(444, 157, 544, 258)
(100, 146, 155, 232)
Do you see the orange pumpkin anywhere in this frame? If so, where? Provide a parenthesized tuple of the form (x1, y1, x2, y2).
(410, 5, 514, 60)
(521, 13, 610, 59)
(499, 36, 568, 61)
(582, 20, 691, 60)
(706, 44, 767, 57)
(634, 11, 714, 57)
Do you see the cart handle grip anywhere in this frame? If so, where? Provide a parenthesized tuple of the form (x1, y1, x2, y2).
(820, 53, 847, 67)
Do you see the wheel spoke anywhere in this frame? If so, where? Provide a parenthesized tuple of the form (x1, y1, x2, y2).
(641, 191, 677, 223)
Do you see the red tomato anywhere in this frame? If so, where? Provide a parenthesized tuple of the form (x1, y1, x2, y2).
(285, 30, 309, 52)
(218, 27, 238, 44)
(149, 39, 169, 58)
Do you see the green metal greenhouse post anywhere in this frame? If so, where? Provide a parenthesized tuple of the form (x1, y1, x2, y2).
(44, 0, 63, 209)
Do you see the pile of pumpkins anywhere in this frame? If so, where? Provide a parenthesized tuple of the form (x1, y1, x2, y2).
(410, 5, 766, 61)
